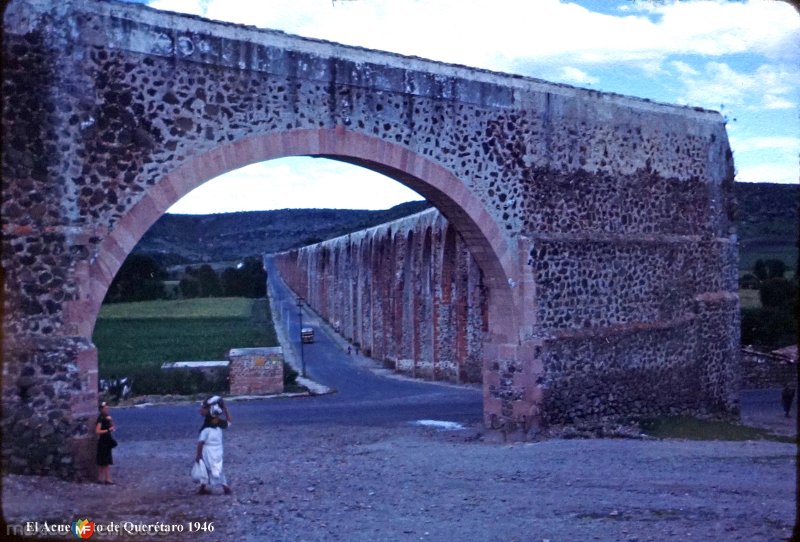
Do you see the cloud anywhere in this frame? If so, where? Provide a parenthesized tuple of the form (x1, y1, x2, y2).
(147, 0, 799, 74)
(763, 95, 795, 110)
(625, 0, 800, 61)
(670, 60, 699, 77)
(736, 162, 798, 184)
(728, 135, 800, 185)
(166, 157, 423, 214)
(558, 67, 599, 85)
(674, 61, 799, 111)
(730, 136, 800, 153)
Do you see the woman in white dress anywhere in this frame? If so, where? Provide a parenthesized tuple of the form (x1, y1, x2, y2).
(195, 398, 232, 495)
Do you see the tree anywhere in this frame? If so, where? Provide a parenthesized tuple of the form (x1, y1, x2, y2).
(759, 277, 797, 309)
(765, 259, 787, 279)
(105, 254, 167, 303)
(179, 276, 200, 298)
(753, 259, 788, 281)
(221, 257, 267, 298)
(753, 259, 767, 281)
(196, 264, 223, 297)
(221, 267, 244, 297)
(741, 307, 797, 348)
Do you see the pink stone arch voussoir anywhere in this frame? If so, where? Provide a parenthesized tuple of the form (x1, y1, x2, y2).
(82, 128, 521, 340)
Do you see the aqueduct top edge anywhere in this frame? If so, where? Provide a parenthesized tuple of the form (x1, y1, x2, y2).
(7, 0, 725, 122)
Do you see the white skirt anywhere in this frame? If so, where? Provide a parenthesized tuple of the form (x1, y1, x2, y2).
(201, 444, 227, 486)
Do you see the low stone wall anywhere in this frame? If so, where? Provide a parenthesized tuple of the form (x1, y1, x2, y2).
(228, 348, 284, 395)
(741, 348, 797, 389)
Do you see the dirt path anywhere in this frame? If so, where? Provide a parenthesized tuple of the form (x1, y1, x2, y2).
(3, 419, 796, 542)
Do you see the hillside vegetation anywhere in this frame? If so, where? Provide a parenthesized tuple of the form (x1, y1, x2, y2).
(136, 200, 431, 266)
(734, 182, 798, 271)
(134, 184, 796, 271)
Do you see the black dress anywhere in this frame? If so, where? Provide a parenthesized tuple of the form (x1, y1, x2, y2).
(96, 414, 114, 466)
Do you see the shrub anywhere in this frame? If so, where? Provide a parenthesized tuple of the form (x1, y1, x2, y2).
(759, 277, 797, 309)
(105, 254, 167, 303)
(222, 257, 267, 298)
(753, 258, 789, 280)
(179, 276, 200, 298)
(104, 365, 230, 397)
(103, 363, 297, 397)
(741, 306, 797, 348)
(765, 259, 788, 279)
(196, 264, 224, 297)
(283, 362, 298, 387)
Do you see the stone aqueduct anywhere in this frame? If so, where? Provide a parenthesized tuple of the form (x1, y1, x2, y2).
(274, 209, 490, 387)
(2, 0, 739, 477)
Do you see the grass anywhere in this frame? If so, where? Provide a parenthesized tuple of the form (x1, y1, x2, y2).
(98, 297, 254, 320)
(639, 416, 795, 443)
(93, 297, 278, 376)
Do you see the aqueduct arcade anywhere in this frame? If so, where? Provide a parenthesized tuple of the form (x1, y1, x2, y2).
(3, 0, 739, 477)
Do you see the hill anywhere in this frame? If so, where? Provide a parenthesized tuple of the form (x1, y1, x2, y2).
(133, 183, 797, 271)
(734, 182, 798, 271)
(135, 200, 432, 266)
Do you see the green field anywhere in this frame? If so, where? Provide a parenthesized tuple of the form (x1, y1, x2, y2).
(98, 297, 255, 320)
(94, 297, 278, 377)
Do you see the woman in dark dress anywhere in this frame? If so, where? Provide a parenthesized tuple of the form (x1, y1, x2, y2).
(96, 401, 116, 484)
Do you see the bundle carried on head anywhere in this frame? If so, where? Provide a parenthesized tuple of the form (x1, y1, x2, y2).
(204, 395, 224, 417)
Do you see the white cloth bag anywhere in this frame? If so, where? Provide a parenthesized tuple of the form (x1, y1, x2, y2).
(191, 459, 208, 483)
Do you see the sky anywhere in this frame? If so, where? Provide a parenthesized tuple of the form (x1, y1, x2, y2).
(127, 0, 799, 214)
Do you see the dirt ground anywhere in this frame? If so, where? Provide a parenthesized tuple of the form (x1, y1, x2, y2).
(2, 414, 797, 542)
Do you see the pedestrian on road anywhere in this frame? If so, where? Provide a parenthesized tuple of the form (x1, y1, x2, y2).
(781, 385, 795, 418)
(196, 397, 232, 495)
(95, 401, 116, 484)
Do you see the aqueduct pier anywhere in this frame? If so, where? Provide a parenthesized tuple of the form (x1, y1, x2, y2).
(3, 0, 738, 478)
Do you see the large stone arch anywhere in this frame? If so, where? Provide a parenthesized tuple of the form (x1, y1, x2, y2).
(84, 129, 521, 337)
(3, 0, 739, 478)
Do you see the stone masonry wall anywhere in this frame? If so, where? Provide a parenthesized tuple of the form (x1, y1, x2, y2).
(274, 209, 486, 384)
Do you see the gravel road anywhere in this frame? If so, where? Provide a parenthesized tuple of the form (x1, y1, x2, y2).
(3, 415, 797, 542)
